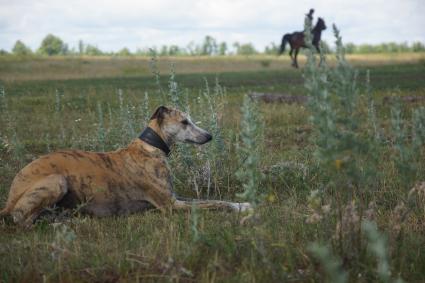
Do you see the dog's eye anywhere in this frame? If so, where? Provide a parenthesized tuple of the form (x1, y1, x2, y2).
(181, 119, 189, 125)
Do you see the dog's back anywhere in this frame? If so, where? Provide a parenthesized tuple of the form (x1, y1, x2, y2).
(1, 143, 165, 221)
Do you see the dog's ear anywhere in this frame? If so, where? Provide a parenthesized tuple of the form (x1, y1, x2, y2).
(150, 106, 169, 123)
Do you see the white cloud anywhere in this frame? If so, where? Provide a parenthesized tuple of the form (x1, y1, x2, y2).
(0, 0, 424, 52)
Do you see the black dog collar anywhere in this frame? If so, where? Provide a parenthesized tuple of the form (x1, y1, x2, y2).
(139, 127, 171, 156)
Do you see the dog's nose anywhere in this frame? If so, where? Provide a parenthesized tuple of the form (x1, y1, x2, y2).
(205, 133, 212, 142)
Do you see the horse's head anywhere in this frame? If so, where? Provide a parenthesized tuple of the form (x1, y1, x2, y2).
(317, 18, 327, 31)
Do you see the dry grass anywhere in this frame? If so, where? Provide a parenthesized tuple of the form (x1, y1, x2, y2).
(0, 55, 424, 282)
(1, 53, 424, 82)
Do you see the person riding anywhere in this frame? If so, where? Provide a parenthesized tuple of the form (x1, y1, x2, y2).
(306, 9, 314, 22)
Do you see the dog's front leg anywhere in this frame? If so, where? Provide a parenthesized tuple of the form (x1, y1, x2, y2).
(172, 199, 252, 213)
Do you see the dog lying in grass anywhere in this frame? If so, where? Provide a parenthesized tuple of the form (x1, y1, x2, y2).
(1, 106, 251, 227)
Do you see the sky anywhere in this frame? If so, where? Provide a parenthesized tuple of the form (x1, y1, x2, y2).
(0, 0, 424, 52)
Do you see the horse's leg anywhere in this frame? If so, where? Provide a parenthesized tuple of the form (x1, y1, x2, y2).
(315, 45, 321, 53)
(289, 48, 293, 65)
(316, 44, 324, 67)
(290, 47, 296, 67)
(294, 48, 300, 68)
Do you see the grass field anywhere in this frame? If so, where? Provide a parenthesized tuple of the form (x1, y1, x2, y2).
(0, 53, 425, 282)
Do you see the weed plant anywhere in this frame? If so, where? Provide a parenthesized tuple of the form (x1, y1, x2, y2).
(0, 30, 424, 282)
(303, 17, 424, 282)
(235, 95, 264, 207)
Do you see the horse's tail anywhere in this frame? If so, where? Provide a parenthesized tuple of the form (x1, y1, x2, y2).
(279, 34, 290, 55)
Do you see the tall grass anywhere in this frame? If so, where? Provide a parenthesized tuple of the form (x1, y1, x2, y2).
(301, 17, 425, 282)
(0, 35, 424, 282)
(235, 95, 264, 207)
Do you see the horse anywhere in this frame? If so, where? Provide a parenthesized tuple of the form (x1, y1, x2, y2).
(279, 17, 327, 68)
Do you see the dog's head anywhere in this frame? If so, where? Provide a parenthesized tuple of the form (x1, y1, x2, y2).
(149, 106, 212, 145)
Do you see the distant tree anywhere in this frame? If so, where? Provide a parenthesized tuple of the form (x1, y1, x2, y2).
(38, 34, 68, 55)
(357, 44, 374, 54)
(412, 41, 425, 52)
(232, 42, 240, 55)
(78, 40, 84, 55)
(264, 42, 278, 54)
(67, 47, 78, 55)
(85, 44, 103, 56)
(148, 47, 158, 56)
(160, 45, 169, 56)
(218, 42, 227, 55)
(345, 42, 356, 54)
(12, 40, 32, 55)
(235, 43, 257, 55)
(319, 40, 332, 54)
(339, 41, 425, 54)
(386, 42, 399, 52)
(117, 47, 132, 56)
(135, 47, 151, 56)
(0, 49, 9, 55)
(186, 41, 198, 55)
(168, 45, 177, 56)
(398, 42, 409, 52)
(201, 35, 217, 55)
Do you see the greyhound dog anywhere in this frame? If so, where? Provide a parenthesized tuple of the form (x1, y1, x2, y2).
(0, 106, 252, 227)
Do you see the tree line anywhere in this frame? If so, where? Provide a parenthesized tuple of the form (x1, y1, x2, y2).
(2, 34, 425, 57)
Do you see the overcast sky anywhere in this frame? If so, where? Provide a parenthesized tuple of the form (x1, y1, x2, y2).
(0, 0, 424, 52)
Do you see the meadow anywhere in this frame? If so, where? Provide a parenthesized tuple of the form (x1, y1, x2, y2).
(0, 47, 425, 282)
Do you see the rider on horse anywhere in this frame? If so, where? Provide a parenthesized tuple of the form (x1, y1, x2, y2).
(306, 9, 314, 22)
(278, 9, 326, 68)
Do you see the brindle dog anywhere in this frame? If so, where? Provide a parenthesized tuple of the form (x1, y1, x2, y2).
(1, 106, 252, 227)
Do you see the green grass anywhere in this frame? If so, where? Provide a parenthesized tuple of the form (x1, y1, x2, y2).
(0, 55, 425, 282)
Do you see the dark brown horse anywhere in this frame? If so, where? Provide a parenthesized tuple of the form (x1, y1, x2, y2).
(279, 18, 327, 68)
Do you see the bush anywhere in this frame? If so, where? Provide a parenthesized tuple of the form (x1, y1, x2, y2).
(12, 40, 32, 56)
(38, 34, 68, 56)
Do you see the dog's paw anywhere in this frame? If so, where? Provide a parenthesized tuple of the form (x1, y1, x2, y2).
(233, 202, 253, 213)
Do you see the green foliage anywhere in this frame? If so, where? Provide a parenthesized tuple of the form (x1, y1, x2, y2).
(0, 54, 425, 282)
(78, 40, 84, 54)
(344, 41, 425, 54)
(84, 44, 103, 56)
(390, 103, 425, 187)
(201, 35, 218, 55)
(190, 204, 200, 242)
(218, 42, 227, 55)
(167, 64, 182, 108)
(319, 40, 332, 54)
(97, 102, 106, 151)
(168, 45, 182, 56)
(412, 41, 425, 52)
(362, 221, 404, 283)
(235, 96, 264, 206)
(117, 47, 132, 56)
(12, 40, 32, 56)
(233, 42, 258, 55)
(345, 42, 356, 54)
(0, 85, 6, 113)
(304, 22, 425, 193)
(412, 107, 425, 147)
(308, 243, 348, 283)
(304, 24, 380, 191)
(264, 42, 279, 55)
(38, 34, 68, 56)
(10, 131, 25, 167)
(4, 33, 424, 57)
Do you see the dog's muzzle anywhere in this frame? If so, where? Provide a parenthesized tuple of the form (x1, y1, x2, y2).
(185, 133, 212, 145)
(204, 133, 213, 143)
